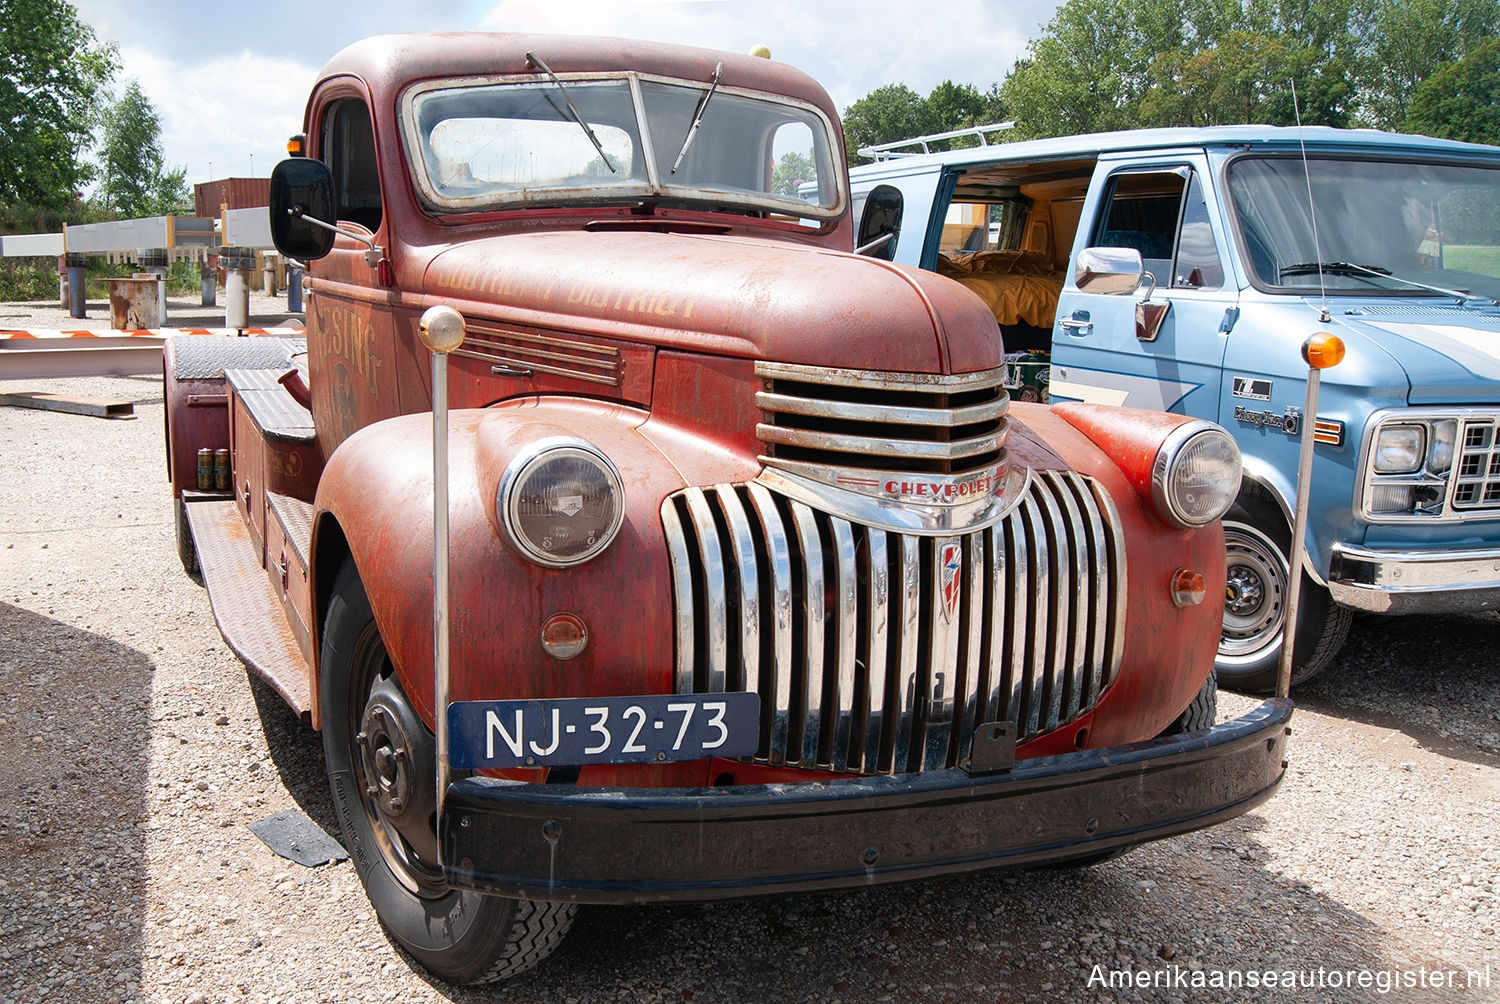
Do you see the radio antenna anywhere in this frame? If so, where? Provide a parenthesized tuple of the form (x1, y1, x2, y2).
(1291, 79, 1330, 323)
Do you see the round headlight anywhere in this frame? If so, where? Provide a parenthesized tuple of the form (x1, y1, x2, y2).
(1151, 422, 1242, 528)
(498, 440, 625, 567)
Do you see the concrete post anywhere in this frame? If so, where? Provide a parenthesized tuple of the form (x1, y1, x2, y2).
(200, 262, 217, 306)
(140, 249, 169, 325)
(221, 247, 252, 329)
(287, 267, 303, 313)
(65, 253, 87, 318)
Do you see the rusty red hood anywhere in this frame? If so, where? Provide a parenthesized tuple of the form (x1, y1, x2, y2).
(422, 229, 1002, 374)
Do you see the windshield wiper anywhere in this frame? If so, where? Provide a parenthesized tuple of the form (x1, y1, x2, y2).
(525, 51, 617, 174)
(671, 62, 722, 174)
(1280, 260, 1482, 300)
(1279, 261, 1393, 279)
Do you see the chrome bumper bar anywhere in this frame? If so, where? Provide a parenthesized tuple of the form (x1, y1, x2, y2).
(1327, 543, 1500, 614)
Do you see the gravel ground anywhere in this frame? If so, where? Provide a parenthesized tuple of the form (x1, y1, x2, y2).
(1, 368, 1497, 1003)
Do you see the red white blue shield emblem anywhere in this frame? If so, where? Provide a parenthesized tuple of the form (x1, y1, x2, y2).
(940, 541, 963, 622)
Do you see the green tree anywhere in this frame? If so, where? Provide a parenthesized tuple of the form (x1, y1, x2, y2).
(841, 84, 927, 161)
(842, 81, 1007, 163)
(1355, 0, 1500, 129)
(771, 150, 815, 196)
(1402, 37, 1500, 146)
(1000, 0, 1189, 139)
(96, 80, 190, 218)
(0, 0, 117, 217)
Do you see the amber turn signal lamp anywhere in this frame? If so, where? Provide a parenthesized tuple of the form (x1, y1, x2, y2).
(541, 612, 589, 660)
(1303, 332, 1345, 369)
(1171, 568, 1206, 608)
(286, 133, 305, 156)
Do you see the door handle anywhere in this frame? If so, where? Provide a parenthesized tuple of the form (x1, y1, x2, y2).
(1060, 311, 1092, 333)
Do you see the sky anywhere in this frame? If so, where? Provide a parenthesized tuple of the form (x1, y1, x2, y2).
(70, 0, 1058, 192)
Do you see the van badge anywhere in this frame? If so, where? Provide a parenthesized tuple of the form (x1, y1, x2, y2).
(1232, 377, 1272, 401)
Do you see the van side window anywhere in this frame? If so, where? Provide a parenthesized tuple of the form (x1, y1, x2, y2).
(324, 99, 382, 232)
(1093, 167, 1223, 290)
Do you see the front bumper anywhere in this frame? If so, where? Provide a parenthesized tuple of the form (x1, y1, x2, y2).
(1328, 542, 1500, 614)
(439, 698, 1291, 904)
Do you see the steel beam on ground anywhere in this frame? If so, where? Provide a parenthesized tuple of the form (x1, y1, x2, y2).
(0, 342, 163, 379)
(0, 391, 134, 418)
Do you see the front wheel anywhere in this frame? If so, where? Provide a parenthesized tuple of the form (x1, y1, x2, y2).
(1215, 488, 1351, 694)
(321, 561, 576, 984)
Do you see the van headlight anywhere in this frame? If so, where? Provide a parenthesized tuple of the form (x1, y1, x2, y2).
(498, 439, 625, 567)
(1151, 422, 1242, 527)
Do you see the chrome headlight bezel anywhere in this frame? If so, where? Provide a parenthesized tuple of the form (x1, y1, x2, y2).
(1151, 421, 1243, 528)
(497, 438, 626, 568)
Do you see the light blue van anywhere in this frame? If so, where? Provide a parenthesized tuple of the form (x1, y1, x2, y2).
(848, 125, 1500, 691)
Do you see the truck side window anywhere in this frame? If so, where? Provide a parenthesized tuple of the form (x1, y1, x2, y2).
(1093, 168, 1222, 291)
(325, 99, 383, 232)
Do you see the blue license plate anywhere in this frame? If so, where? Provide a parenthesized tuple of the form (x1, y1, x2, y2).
(447, 692, 760, 769)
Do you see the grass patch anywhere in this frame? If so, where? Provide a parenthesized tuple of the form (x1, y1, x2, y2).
(1444, 245, 1500, 275)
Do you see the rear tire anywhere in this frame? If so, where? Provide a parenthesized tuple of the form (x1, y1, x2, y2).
(321, 562, 575, 984)
(1216, 487, 1351, 694)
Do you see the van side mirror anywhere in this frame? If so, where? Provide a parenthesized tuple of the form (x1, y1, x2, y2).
(855, 184, 903, 260)
(269, 158, 337, 261)
(1074, 246, 1144, 295)
(1075, 246, 1171, 341)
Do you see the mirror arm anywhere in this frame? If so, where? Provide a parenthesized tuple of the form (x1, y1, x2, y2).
(855, 231, 895, 256)
(288, 205, 384, 267)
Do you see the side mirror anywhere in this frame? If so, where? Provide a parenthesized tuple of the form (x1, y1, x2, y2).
(269, 158, 336, 261)
(1073, 246, 1143, 295)
(855, 184, 903, 260)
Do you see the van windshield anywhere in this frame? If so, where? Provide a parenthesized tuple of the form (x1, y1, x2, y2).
(1227, 156, 1500, 299)
(403, 74, 843, 220)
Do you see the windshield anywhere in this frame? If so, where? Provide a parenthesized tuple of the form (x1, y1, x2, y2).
(1227, 155, 1500, 299)
(403, 73, 843, 220)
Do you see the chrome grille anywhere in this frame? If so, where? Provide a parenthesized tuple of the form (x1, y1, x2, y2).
(1454, 418, 1500, 510)
(661, 470, 1125, 775)
(755, 362, 1009, 478)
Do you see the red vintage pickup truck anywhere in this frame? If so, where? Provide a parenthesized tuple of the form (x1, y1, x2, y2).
(162, 32, 1289, 985)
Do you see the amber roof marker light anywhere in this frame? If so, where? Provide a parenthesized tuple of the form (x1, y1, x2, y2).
(1277, 330, 1345, 699)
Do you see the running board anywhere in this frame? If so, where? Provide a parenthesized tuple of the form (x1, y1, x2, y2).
(185, 499, 313, 720)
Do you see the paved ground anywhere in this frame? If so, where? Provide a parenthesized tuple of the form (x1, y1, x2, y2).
(0, 370, 1496, 1003)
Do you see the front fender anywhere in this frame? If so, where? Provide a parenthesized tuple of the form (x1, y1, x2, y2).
(312, 398, 716, 730)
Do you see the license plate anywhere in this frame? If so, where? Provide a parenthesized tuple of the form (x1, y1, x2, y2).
(446, 692, 760, 769)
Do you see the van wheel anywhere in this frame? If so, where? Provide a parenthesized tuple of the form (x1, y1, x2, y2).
(321, 561, 576, 984)
(1216, 488, 1351, 694)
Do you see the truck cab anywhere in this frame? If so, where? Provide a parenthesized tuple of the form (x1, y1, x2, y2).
(851, 125, 1500, 691)
(162, 37, 1289, 985)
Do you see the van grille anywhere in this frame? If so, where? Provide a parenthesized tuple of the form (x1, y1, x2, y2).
(661, 470, 1125, 775)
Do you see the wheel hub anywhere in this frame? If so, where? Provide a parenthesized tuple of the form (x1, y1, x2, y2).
(1225, 565, 1265, 616)
(356, 674, 439, 872)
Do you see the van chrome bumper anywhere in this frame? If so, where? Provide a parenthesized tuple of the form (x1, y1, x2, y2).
(1328, 543, 1500, 614)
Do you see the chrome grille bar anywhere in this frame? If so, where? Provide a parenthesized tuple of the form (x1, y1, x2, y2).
(662, 471, 1125, 776)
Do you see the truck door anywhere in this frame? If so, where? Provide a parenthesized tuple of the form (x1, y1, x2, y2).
(306, 93, 400, 453)
(1049, 162, 1235, 420)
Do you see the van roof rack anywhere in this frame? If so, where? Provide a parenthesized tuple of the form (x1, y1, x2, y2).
(857, 122, 1016, 161)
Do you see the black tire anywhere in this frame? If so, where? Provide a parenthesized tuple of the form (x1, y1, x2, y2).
(1216, 486, 1352, 694)
(1159, 671, 1217, 737)
(321, 562, 576, 984)
(174, 495, 200, 576)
